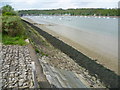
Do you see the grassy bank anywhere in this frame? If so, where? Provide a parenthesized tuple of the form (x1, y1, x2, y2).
(1, 5, 27, 45)
(0, 33, 2, 42)
(2, 35, 27, 45)
(2, 16, 27, 45)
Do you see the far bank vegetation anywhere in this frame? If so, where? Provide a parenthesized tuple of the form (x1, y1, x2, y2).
(19, 8, 118, 16)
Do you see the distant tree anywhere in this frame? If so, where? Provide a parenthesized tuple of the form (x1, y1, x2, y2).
(2, 5, 17, 16)
(1, 5, 25, 36)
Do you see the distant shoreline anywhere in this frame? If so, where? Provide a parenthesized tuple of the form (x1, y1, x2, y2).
(22, 15, 119, 18)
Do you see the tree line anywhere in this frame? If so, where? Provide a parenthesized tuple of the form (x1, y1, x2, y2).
(18, 8, 119, 16)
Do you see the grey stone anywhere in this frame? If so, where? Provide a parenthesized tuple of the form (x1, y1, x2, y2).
(19, 79, 24, 83)
(15, 73, 19, 77)
(18, 72, 22, 75)
(12, 78, 15, 81)
(23, 82, 27, 86)
(24, 72, 28, 75)
(19, 82, 23, 87)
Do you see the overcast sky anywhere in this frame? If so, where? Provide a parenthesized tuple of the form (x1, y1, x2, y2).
(0, 0, 119, 10)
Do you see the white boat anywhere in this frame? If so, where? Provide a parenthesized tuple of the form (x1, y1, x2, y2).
(59, 18, 62, 20)
(98, 16, 101, 18)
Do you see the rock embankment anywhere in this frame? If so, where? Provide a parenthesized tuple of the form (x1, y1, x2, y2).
(2, 45, 33, 89)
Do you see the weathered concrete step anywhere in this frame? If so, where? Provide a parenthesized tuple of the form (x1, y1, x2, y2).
(39, 58, 87, 88)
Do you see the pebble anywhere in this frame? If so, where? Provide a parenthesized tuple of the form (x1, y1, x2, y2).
(19, 82, 23, 87)
(15, 73, 19, 77)
(23, 82, 27, 86)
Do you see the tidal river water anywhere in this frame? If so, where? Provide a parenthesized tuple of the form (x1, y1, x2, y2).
(25, 16, 119, 73)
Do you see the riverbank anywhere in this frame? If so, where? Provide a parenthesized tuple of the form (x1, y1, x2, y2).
(22, 18, 119, 88)
(22, 20, 106, 88)
(22, 17, 118, 74)
(38, 23, 118, 74)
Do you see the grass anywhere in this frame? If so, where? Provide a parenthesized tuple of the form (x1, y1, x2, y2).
(35, 47, 48, 56)
(40, 51, 48, 56)
(3, 35, 27, 45)
(0, 33, 2, 43)
(35, 48, 40, 53)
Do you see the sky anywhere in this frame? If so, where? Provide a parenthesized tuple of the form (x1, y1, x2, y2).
(0, 0, 119, 10)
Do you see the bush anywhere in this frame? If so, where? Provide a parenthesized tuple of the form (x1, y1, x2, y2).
(2, 12, 17, 16)
(2, 16, 25, 36)
(2, 5, 17, 16)
(35, 48, 40, 53)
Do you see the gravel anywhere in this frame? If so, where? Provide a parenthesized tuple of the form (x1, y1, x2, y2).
(1, 45, 33, 89)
